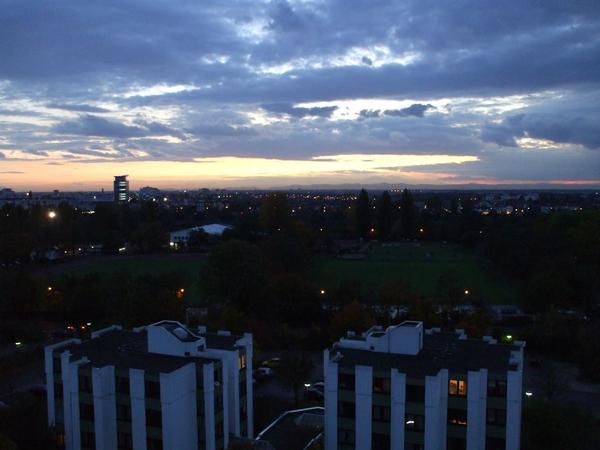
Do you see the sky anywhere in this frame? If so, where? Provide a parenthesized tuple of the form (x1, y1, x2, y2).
(1, 0, 600, 191)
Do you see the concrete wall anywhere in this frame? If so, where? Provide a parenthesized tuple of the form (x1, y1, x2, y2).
(355, 365, 373, 450)
(425, 369, 448, 450)
(323, 350, 338, 450)
(129, 368, 147, 450)
(92, 365, 117, 450)
(390, 370, 406, 450)
(160, 363, 198, 450)
(466, 369, 487, 450)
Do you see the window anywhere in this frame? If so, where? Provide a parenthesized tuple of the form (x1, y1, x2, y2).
(486, 408, 506, 426)
(447, 437, 467, 450)
(81, 431, 96, 449)
(487, 379, 507, 397)
(373, 377, 391, 393)
(448, 408, 467, 426)
(338, 429, 355, 445)
(80, 403, 94, 421)
(54, 382, 63, 398)
(372, 405, 391, 422)
(406, 384, 425, 402)
(338, 401, 355, 418)
(338, 372, 355, 390)
(146, 409, 162, 428)
(146, 438, 163, 450)
(117, 432, 133, 450)
(405, 414, 424, 431)
(449, 379, 467, 396)
(239, 354, 246, 370)
(372, 433, 390, 450)
(145, 380, 160, 399)
(117, 404, 131, 422)
(79, 374, 92, 393)
(486, 437, 506, 450)
(116, 376, 130, 394)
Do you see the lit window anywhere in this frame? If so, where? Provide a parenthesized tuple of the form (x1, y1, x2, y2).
(239, 354, 246, 370)
(449, 379, 467, 396)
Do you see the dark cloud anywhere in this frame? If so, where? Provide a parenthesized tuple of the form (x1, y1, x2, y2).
(384, 104, 435, 118)
(262, 103, 338, 118)
(0, 171, 24, 174)
(53, 115, 183, 139)
(53, 115, 149, 138)
(47, 103, 111, 113)
(0, 0, 598, 182)
(186, 124, 257, 137)
(482, 113, 600, 149)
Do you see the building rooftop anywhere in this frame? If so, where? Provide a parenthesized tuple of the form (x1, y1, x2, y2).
(331, 328, 522, 377)
(255, 407, 323, 450)
(65, 329, 219, 374)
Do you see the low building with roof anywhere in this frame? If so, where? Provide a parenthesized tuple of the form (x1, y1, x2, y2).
(324, 321, 525, 450)
(45, 320, 253, 450)
(254, 406, 324, 450)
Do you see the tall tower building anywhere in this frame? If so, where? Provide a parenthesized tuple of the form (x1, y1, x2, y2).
(114, 175, 129, 203)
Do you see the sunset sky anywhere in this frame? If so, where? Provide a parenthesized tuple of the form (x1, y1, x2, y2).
(1, 0, 599, 190)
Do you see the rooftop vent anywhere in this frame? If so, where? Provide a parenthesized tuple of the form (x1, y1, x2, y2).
(173, 327, 189, 340)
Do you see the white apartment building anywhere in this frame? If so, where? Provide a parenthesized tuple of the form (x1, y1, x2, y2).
(324, 321, 525, 450)
(45, 321, 253, 450)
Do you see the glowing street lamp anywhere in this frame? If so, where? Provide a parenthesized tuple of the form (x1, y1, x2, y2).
(48, 210, 57, 219)
(320, 289, 326, 295)
(464, 289, 469, 295)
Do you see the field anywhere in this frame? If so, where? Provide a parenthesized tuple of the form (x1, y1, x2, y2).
(309, 242, 517, 305)
(39, 241, 517, 306)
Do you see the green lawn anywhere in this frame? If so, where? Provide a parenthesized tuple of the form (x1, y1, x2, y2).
(309, 242, 517, 305)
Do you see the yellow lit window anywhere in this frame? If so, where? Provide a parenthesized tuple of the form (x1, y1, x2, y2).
(449, 379, 467, 396)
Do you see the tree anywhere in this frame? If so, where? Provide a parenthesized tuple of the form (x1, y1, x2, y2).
(435, 270, 463, 311)
(522, 400, 600, 450)
(329, 300, 375, 341)
(523, 271, 574, 313)
(399, 189, 416, 238)
(377, 191, 393, 240)
(265, 273, 322, 326)
(130, 222, 168, 253)
(278, 352, 314, 406)
(187, 229, 208, 251)
(203, 240, 267, 311)
(260, 192, 291, 232)
(379, 279, 416, 322)
(355, 189, 371, 239)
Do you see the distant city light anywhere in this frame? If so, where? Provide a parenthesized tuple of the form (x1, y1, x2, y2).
(464, 289, 469, 295)
(47, 286, 53, 292)
(169, 241, 175, 247)
(48, 210, 57, 219)
(406, 420, 415, 425)
(419, 228, 424, 233)
(304, 383, 311, 387)
(505, 335, 513, 340)
(15, 341, 22, 347)
(320, 289, 326, 295)
(525, 391, 533, 397)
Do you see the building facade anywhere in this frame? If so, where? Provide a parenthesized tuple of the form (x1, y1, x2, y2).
(324, 321, 525, 450)
(113, 175, 129, 203)
(45, 321, 253, 450)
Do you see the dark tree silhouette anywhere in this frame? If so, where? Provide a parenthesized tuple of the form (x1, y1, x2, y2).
(400, 189, 416, 238)
(355, 188, 371, 238)
(377, 191, 393, 240)
(278, 353, 314, 406)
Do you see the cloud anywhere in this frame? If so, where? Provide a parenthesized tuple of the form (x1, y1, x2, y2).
(261, 102, 338, 118)
(52, 114, 182, 139)
(47, 103, 111, 113)
(0, 170, 24, 174)
(384, 103, 435, 118)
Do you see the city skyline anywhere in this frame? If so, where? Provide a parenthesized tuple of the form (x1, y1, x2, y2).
(1, 1, 600, 189)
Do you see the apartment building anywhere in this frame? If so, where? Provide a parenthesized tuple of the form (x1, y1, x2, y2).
(324, 321, 525, 450)
(45, 320, 253, 450)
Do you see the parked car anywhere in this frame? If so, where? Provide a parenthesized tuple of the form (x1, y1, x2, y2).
(253, 367, 274, 381)
(260, 357, 281, 369)
(304, 381, 324, 400)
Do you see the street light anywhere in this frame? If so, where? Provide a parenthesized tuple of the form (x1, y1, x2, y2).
(48, 210, 57, 219)
(464, 289, 469, 295)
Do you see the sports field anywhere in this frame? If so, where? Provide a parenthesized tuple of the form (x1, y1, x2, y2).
(308, 242, 517, 305)
(40, 241, 516, 306)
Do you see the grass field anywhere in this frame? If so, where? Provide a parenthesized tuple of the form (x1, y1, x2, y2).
(40, 241, 517, 306)
(308, 242, 517, 305)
